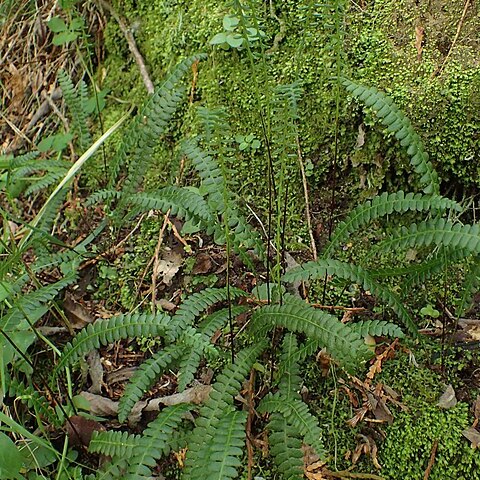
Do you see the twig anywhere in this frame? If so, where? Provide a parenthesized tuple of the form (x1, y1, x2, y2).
(423, 440, 438, 480)
(296, 135, 318, 260)
(322, 469, 384, 480)
(151, 210, 171, 313)
(95, 0, 154, 94)
(434, 0, 471, 77)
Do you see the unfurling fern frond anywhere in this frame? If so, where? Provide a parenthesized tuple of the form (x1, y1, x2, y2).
(109, 54, 207, 196)
(282, 259, 416, 335)
(252, 302, 371, 370)
(377, 219, 480, 255)
(342, 78, 439, 195)
(185, 342, 267, 478)
(54, 312, 171, 376)
(203, 410, 247, 480)
(58, 70, 92, 152)
(89, 430, 141, 458)
(349, 320, 404, 339)
(322, 191, 461, 258)
(118, 344, 182, 423)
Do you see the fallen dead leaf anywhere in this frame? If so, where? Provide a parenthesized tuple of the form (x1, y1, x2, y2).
(64, 294, 95, 329)
(437, 384, 457, 409)
(66, 415, 105, 449)
(155, 249, 182, 286)
(462, 427, 480, 449)
(192, 252, 213, 274)
(86, 350, 104, 394)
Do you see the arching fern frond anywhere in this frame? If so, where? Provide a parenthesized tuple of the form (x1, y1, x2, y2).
(109, 54, 206, 195)
(282, 259, 416, 335)
(252, 302, 370, 370)
(171, 287, 246, 334)
(342, 78, 439, 195)
(349, 320, 404, 339)
(323, 191, 461, 258)
(89, 430, 141, 458)
(54, 312, 171, 376)
(118, 344, 182, 423)
(377, 219, 480, 254)
(127, 187, 214, 224)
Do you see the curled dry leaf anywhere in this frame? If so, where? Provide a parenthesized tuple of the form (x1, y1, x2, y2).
(66, 415, 105, 449)
(462, 427, 480, 449)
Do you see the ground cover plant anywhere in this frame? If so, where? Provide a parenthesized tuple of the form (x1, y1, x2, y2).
(0, 1, 479, 479)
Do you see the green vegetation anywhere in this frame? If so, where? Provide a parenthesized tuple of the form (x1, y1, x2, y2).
(1, 1, 479, 479)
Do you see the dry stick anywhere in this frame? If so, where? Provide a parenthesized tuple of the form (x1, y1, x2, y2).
(434, 0, 471, 77)
(151, 210, 171, 313)
(322, 470, 384, 480)
(96, 0, 154, 94)
(296, 135, 318, 260)
(423, 440, 438, 480)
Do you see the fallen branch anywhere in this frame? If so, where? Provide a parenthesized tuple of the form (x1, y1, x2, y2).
(95, 0, 154, 94)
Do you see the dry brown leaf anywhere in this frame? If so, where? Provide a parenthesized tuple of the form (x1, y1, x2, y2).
(437, 384, 457, 409)
(64, 294, 95, 329)
(462, 427, 480, 449)
(366, 339, 398, 385)
(155, 249, 182, 285)
(192, 252, 213, 274)
(66, 415, 105, 449)
(86, 350, 104, 394)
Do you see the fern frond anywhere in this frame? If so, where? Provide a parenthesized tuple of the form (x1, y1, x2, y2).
(349, 320, 404, 339)
(24, 169, 69, 196)
(171, 287, 246, 334)
(85, 189, 121, 207)
(456, 257, 480, 317)
(282, 259, 416, 335)
(204, 410, 247, 480)
(323, 191, 461, 258)
(54, 312, 171, 376)
(252, 302, 371, 370)
(109, 54, 206, 194)
(124, 403, 192, 480)
(89, 430, 141, 458)
(377, 219, 480, 254)
(399, 247, 472, 292)
(8, 379, 59, 426)
(185, 342, 267, 478)
(277, 333, 302, 400)
(1, 273, 78, 332)
(118, 344, 182, 423)
(259, 395, 324, 459)
(177, 306, 248, 392)
(267, 415, 304, 480)
(127, 187, 214, 223)
(342, 78, 439, 195)
(58, 70, 91, 151)
(278, 338, 322, 378)
(182, 138, 265, 263)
